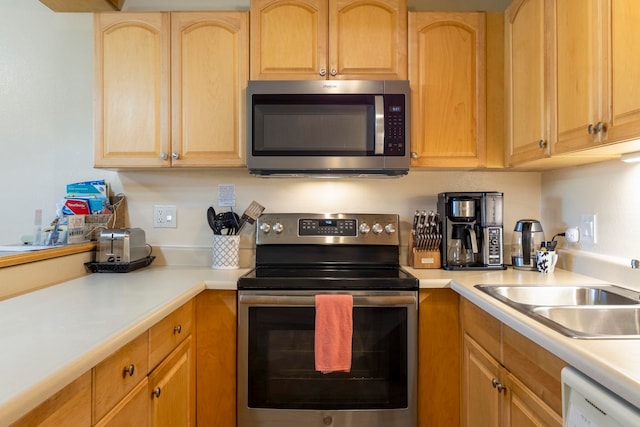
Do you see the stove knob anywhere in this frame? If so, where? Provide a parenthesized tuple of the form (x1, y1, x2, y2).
(259, 223, 271, 233)
(359, 223, 371, 234)
(385, 223, 396, 234)
(272, 222, 284, 234)
(372, 223, 383, 234)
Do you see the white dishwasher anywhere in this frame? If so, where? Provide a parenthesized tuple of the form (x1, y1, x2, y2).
(562, 366, 640, 427)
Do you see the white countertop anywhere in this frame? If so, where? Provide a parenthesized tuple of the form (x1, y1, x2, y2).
(0, 266, 246, 426)
(1, 264, 639, 425)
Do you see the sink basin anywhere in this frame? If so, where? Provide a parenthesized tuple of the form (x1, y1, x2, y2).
(532, 306, 640, 339)
(474, 284, 640, 339)
(475, 284, 640, 307)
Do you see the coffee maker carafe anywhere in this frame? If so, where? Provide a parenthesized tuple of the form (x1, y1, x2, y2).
(438, 192, 506, 270)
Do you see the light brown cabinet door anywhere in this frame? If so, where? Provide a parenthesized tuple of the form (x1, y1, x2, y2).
(149, 336, 195, 427)
(95, 12, 248, 168)
(504, 372, 562, 427)
(94, 13, 171, 168)
(250, 0, 328, 80)
(329, 0, 407, 80)
(505, 0, 553, 166)
(195, 290, 237, 427)
(462, 333, 502, 427)
(251, 0, 406, 80)
(607, 0, 640, 143)
(554, 0, 608, 154)
(171, 12, 248, 167)
(409, 12, 486, 168)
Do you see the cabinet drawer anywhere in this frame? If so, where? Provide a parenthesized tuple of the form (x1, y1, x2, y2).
(94, 377, 149, 427)
(149, 299, 194, 369)
(460, 298, 501, 361)
(93, 332, 149, 423)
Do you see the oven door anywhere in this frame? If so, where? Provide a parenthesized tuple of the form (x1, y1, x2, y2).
(237, 290, 417, 427)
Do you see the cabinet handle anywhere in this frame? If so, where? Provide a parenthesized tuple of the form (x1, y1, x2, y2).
(538, 139, 547, 149)
(410, 152, 419, 160)
(152, 387, 162, 398)
(596, 121, 606, 133)
(160, 152, 168, 161)
(122, 364, 135, 378)
(319, 68, 327, 76)
(491, 378, 506, 393)
(171, 152, 179, 160)
(587, 123, 596, 134)
(330, 68, 337, 76)
(174, 324, 182, 334)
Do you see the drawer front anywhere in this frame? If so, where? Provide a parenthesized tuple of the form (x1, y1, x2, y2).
(149, 299, 194, 369)
(93, 332, 149, 423)
(94, 377, 149, 427)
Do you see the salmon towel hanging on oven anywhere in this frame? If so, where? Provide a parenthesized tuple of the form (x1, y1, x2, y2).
(314, 294, 353, 373)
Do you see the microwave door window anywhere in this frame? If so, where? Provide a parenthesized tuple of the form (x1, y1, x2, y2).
(253, 98, 376, 156)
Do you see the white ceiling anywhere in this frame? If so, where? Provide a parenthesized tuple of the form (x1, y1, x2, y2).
(121, 0, 511, 12)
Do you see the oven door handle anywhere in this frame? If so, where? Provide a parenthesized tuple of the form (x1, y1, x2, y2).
(238, 294, 417, 307)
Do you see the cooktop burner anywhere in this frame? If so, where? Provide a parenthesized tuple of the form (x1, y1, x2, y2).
(238, 266, 418, 290)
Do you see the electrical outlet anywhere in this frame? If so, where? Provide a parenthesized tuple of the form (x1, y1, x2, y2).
(580, 214, 597, 244)
(154, 205, 177, 228)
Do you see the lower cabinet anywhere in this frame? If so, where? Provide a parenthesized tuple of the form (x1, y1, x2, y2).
(11, 298, 196, 427)
(195, 290, 237, 427)
(461, 298, 565, 427)
(418, 289, 461, 427)
(149, 336, 195, 427)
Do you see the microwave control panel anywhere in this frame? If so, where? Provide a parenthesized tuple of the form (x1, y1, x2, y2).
(384, 94, 406, 156)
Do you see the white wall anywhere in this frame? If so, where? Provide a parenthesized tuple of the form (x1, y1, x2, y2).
(0, 0, 540, 253)
(542, 159, 640, 262)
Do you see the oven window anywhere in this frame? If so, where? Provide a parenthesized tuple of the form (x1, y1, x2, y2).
(252, 94, 375, 156)
(247, 306, 408, 410)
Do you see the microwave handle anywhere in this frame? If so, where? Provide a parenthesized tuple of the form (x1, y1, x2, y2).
(375, 95, 385, 155)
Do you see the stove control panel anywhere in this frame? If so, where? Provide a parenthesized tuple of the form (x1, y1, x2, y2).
(256, 213, 400, 245)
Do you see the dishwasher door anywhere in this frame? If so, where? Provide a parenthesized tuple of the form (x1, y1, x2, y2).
(562, 366, 640, 427)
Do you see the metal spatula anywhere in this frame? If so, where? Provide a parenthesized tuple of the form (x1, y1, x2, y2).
(238, 201, 265, 232)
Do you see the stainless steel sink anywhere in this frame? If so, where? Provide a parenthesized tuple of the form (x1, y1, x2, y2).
(532, 306, 640, 339)
(475, 284, 640, 307)
(474, 284, 640, 339)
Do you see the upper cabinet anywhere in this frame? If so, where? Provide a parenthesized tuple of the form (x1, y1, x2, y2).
(94, 12, 248, 168)
(250, 0, 407, 80)
(554, 0, 606, 154)
(505, 0, 554, 166)
(39, 0, 123, 12)
(507, 0, 640, 168)
(408, 12, 487, 168)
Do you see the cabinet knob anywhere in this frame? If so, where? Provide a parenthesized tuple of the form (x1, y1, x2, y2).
(587, 123, 596, 135)
(122, 364, 135, 378)
(330, 68, 337, 76)
(160, 152, 168, 161)
(410, 152, 419, 159)
(174, 324, 182, 334)
(538, 139, 547, 149)
(319, 68, 327, 76)
(171, 152, 179, 160)
(596, 121, 606, 133)
(491, 378, 506, 393)
(152, 387, 162, 398)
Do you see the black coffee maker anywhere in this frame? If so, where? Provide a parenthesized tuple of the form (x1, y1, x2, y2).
(437, 192, 506, 270)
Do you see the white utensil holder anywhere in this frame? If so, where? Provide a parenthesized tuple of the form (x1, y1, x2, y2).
(212, 235, 240, 269)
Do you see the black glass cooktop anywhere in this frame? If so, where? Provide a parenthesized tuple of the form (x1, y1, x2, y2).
(237, 266, 418, 290)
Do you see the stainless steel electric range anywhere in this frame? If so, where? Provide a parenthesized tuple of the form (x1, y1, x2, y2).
(237, 213, 418, 427)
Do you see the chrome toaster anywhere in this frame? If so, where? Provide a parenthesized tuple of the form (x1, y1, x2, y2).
(98, 228, 147, 263)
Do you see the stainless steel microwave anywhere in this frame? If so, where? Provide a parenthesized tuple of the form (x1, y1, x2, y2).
(246, 80, 410, 177)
